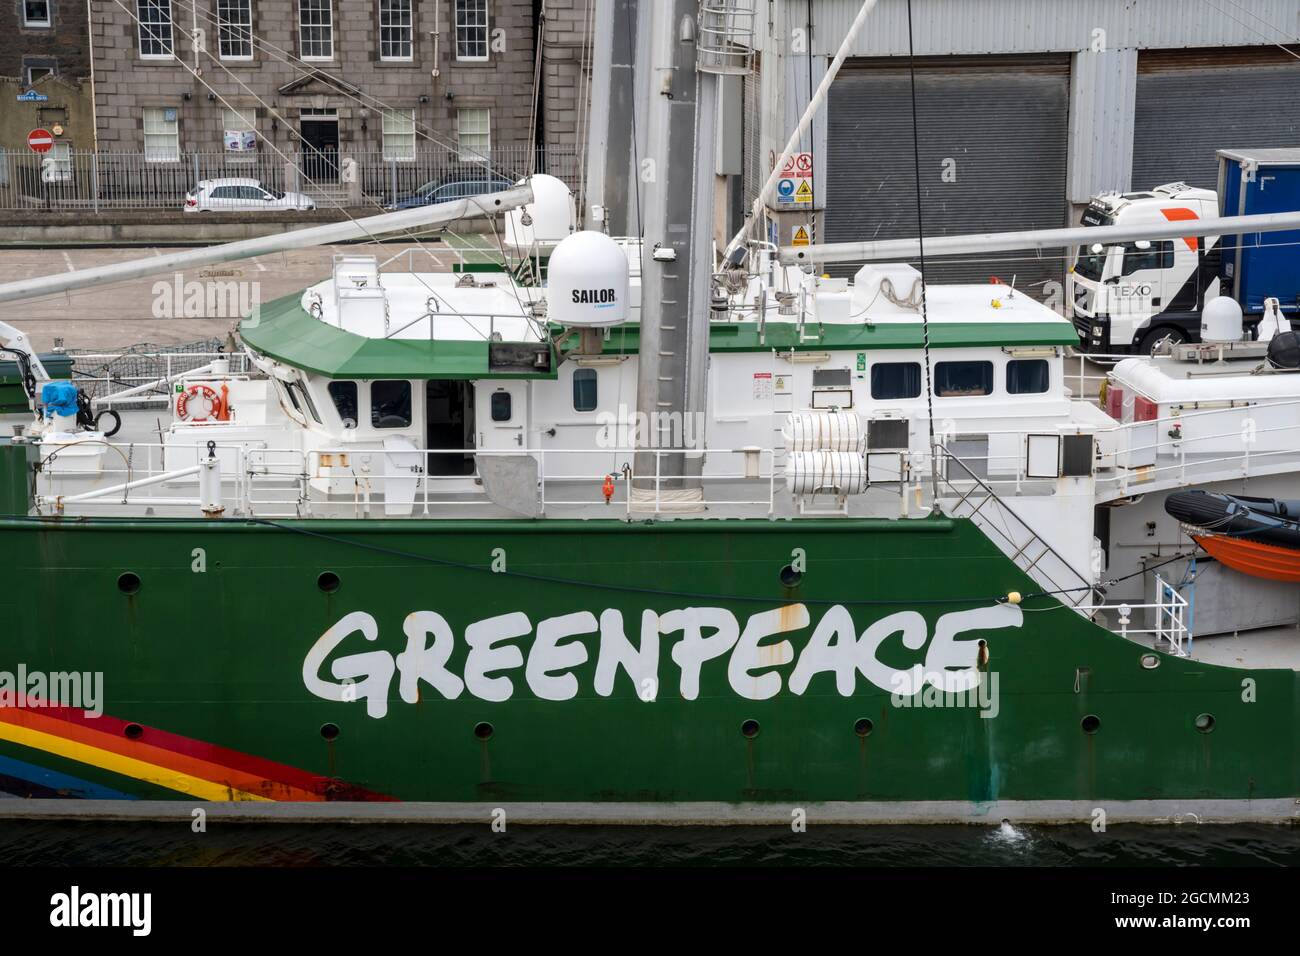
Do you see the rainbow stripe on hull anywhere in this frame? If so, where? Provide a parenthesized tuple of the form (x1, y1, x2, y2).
(0, 704, 392, 802)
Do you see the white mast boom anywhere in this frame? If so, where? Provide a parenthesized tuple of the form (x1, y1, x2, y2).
(777, 210, 1300, 266)
(0, 185, 534, 305)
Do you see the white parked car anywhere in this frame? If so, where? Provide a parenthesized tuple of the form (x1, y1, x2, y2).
(184, 178, 316, 212)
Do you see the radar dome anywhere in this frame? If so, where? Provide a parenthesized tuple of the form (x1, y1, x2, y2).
(545, 231, 629, 328)
(1201, 296, 1244, 343)
(505, 174, 576, 252)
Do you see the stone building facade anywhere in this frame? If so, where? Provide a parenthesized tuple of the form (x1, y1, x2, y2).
(87, 0, 590, 184)
(1, 0, 95, 152)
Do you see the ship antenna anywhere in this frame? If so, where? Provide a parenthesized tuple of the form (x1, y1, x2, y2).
(906, 0, 941, 510)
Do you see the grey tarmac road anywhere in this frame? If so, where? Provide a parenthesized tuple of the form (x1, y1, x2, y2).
(0, 241, 458, 351)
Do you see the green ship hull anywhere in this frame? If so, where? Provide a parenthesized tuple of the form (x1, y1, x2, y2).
(0, 512, 1294, 820)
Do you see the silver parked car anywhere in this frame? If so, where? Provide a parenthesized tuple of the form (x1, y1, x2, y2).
(184, 178, 316, 213)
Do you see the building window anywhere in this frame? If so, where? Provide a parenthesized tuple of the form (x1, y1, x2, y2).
(869, 362, 922, 400)
(217, 0, 254, 60)
(934, 361, 994, 397)
(382, 108, 416, 162)
(43, 142, 72, 182)
(222, 107, 257, 155)
(379, 0, 413, 61)
(23, 63, 56, 86)
(138, 0, 174, 58)
(1006, 359, 1050, 395)
(457, 108, 490, 162)
(572, 369, 597, 412)
(23, 0, 51, 27)
(455, 0, 488, 61)
(143, 107, 180, 162)
(371, 380, 412, 428)
(299, 0, 333, 60)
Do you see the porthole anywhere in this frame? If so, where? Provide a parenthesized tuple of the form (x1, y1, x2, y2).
(1194, 713, 1216, 734)
(779, 565, 803, 587)
(320, 722, 341, 741)
(854, 718, 873, 737)
(117, 572, 141, 594)
(1081, 714, 1101, 735)
(740, 718, 760, 739)
(1140, 653, 1160, 670)
(474, 721, 494, 740)
(123, 723, 144, 740)
(317, 571, 341, 593)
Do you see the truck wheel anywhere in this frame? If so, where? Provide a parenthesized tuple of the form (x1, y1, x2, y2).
(1139, 327, 1187, 356)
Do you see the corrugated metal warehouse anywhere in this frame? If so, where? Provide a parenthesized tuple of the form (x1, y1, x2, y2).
(746, 0, 1300, 290)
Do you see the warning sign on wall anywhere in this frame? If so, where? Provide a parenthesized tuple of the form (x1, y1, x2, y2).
(791, 225, 810, 246)
(793, 180, 813, 204)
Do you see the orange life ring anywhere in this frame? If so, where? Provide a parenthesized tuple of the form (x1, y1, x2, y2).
(175, 384, 225, 422)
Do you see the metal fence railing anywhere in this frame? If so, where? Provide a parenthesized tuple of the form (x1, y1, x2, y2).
(0, 144, 581, 212)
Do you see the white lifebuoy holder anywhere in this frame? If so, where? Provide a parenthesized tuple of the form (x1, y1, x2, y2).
(176, 384, 225, 422)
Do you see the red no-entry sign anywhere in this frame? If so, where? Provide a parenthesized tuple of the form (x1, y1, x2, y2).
(27, 129, 53, 153)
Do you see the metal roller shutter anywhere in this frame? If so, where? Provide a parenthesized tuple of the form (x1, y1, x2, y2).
(1133, 50, 1300, 191)
(825, 57, 1070, 294)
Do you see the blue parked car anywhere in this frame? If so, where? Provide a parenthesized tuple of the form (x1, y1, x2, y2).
(387, 171, 514, 210)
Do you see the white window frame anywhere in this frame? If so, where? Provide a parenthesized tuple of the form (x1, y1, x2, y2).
(381, 108, 416, 162)
(137, 0, 174, 59)
(298, 0, 333, 61)
(378, 0, 413, 62)
(43, 142, 72, 182)
(216, 0, 254, 61)
(23, 0, 52, 28)
(24, 64, 55, 86)
(456, 108, 490, 162)
(222, 106, 258, 159)
(143, 107, 180, 163)
(454, 0, 488, 62)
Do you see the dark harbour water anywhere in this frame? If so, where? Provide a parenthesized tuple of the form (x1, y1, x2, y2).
(2, 821, 1299, 867)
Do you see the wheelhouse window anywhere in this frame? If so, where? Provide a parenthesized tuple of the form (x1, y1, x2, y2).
(1006, 359, 1050, 395)
(572, 368, 597, 412)
(379, 0, 413, 61)
(286, 380, 322, 424)
(217, 0, 254, 60)
(23, 0, 51, 28)
(869, 362, 921, 400)
(138, 0, 174, 58)
(299, 0, 333, 60)
(382, 108, 416, 162)
(455, 0, 489, 61)
(934, 361, 993, 397)
(490, 391, 512, 422)
(371, 380, 412, 428)
(143, 107, 180, 162)
(328, 381, 358, 428)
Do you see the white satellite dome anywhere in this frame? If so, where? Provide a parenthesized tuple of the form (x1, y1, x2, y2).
(1201, 295, 1244, 343)
(545, 231, 629, 328)
(505, 174, 576, 252)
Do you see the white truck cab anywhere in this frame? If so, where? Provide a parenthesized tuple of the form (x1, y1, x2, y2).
(1069, 183, 1220, 356)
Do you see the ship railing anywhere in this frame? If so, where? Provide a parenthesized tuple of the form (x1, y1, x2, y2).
(934, 449, 1099, 609)
(1075, 575, 1190, 657)
(33, 443, 780, 518)
(1092, 396, 1300, 497)
(68, 351, 253, 408)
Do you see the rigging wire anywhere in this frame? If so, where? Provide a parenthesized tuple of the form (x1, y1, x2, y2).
(904, 0, 940, 506)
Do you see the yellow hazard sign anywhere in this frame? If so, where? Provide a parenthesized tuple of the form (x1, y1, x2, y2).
(791, 225, 810, 246)
(794, 179, 813, 204)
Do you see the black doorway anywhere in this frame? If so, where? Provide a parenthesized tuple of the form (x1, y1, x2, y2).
(426, 380, 476, 476)
(300, 116, 339, 184)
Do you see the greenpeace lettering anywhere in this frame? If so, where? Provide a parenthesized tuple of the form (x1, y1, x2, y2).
(302, 603, 1024, 716)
